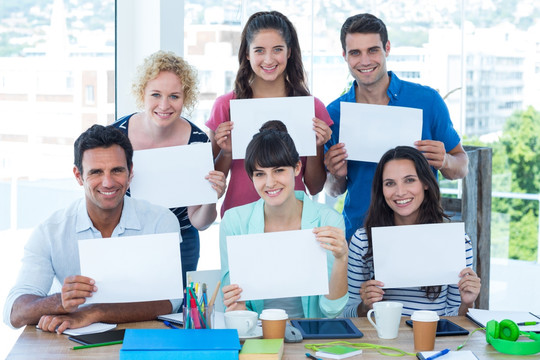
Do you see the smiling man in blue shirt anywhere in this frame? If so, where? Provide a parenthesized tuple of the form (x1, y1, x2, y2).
(324, 13, 469, 240)
(3, 125, 181, 333)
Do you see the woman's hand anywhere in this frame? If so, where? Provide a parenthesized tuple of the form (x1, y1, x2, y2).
(458, 268, 481, 306)
(313, 226, 348, 261)
(222, 284, 246, 312)
(360, 279, 385, 310)
(313, 118, 332, 146)
(206, 170, 227, 199)
(214, 121, 233, 153)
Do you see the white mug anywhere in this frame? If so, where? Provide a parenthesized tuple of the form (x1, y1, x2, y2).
(367, 301, 403, 339)
(224, 310, 258, 336)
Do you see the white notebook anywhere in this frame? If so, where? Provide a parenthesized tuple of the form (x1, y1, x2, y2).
(418, 350, 478, 360)
(467, 309, 540, 332)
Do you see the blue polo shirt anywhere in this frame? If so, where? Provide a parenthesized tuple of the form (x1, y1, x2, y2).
(325, 71, 461, 240)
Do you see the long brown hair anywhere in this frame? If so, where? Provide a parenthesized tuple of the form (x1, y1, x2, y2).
(234, 11, 309, 99)
(364, 146, 448, 300)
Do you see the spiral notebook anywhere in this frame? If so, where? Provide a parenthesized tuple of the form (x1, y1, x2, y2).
(466, 309, 540, 332)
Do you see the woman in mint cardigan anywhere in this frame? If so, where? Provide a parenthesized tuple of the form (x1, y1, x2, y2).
(219, 121, 348, 318)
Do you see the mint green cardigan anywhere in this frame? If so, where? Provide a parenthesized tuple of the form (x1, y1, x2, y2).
(219, 191, 348, 318)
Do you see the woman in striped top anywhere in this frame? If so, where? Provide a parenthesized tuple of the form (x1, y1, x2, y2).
(344, 146, 481, 317)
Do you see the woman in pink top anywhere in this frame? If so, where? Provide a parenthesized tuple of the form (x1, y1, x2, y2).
(206, 11, 333, 217)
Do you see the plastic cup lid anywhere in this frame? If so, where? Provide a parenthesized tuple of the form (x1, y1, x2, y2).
(259, 308, 288, 320)
(410, 310, 440, 322)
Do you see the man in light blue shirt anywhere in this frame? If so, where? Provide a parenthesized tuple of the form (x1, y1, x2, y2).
(3, 125, 181, 333)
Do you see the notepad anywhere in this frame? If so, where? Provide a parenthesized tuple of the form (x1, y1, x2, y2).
(157, 312, 183, 326)
(315, 345, 363, 359)
(417, 350, 478, 360)
(239, 339, 284, 360)
(467, 309, 540, 332)
(59, 322, 117, 336)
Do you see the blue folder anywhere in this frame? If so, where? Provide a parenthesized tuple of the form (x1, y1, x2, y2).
(119, 329, 241, 360)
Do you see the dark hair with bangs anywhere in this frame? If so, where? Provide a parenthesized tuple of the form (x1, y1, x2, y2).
(340, 13, 388, 52)
(364, 146, 447, 300)
(244, 120, 299, 179)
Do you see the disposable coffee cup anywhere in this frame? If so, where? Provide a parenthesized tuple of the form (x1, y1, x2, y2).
(411, 311, 440, 351)
(260, 309, 288, 339)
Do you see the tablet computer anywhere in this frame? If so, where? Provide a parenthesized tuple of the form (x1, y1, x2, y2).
(290, 318, 364, 339)
(68, 329, 125, 345)
(405, 319, 469, 336)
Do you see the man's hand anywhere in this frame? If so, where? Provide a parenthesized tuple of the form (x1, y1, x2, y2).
(324, 143, 348, 179)
(37, 310, 95, 334)
(415, 140, 446, 170)
(61, 275, 97, 313)
(415, 140, 469, 180)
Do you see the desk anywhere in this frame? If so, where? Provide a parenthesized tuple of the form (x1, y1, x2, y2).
(6, 316, 511, 359)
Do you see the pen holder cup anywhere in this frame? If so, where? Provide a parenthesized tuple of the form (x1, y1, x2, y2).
(183, 304, 214, 329)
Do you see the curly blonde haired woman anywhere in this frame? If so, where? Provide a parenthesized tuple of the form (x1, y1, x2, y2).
(112, 50, 226, 286)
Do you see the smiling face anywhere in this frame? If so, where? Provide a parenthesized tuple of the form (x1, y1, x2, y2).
(343, 32, 390, 88)
(247, 29, 290, 83)
(74, 145, 132, 221)
(252, 161, 301, 208)
(143, 71, 184, 127)
(382, 159, 428, 226)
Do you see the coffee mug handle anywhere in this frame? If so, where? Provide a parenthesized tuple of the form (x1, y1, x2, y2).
(246, 319, 254, 329)
(367, 309, 379, 331)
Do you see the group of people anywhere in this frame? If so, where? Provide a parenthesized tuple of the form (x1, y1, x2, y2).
(3, 12, 481, 333)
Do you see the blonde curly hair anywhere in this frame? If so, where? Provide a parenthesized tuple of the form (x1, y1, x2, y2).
(132, 50, 199, 115)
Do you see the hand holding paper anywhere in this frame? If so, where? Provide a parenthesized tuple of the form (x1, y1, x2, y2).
(61, 275, 98, 312)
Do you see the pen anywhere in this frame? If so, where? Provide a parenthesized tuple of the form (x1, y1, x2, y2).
(425, 348, 450, 360)
(305, 353, 322, 360)
(163, 320, 179, 329)
(517, 321, 539, 326)
(72, 340, 123, 350)
(208, 281, 221, 308)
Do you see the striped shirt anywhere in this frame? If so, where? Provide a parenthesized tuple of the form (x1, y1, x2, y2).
(343, 227, 473, 317)
(111, 114, 209, 231)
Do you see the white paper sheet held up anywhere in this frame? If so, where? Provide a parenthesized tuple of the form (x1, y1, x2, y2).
(79, 232, 183, 304)
(230, 96, 316, 159)
(372, 223, 465, 288)
(226, 229, 329, 301)
(130, 142, 216, 208)
(339, 102, 422, 163)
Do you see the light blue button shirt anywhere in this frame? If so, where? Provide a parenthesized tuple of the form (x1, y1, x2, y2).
(3, 196, 182, 328)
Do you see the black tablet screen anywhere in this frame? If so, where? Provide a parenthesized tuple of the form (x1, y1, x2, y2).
(297, 319, 355, 335)
(68, 329, 125, 345)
